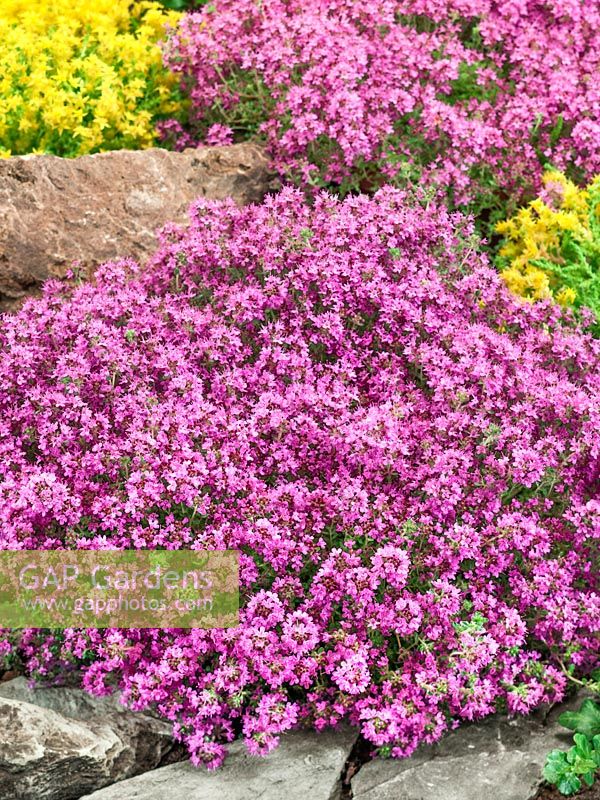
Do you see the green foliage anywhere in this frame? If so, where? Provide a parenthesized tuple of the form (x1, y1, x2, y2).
(156, 0, 209, 8)
(560, 699, 600, 740)
(444, 61, 500, 106)
(544, 698, 600, 795)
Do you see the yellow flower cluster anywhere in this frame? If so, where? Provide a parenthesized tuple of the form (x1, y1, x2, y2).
(0, 0, 183, 158)
(496, 170, 598, 307)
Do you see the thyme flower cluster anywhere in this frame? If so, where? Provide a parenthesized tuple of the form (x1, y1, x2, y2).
(162, 0, 600, 214)
(1, 189, 598, 767)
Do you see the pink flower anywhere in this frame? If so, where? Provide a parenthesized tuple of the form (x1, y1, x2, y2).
(2, 188, 597, 765)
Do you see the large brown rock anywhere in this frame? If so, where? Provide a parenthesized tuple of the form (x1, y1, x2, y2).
(0, 143, 277, 311)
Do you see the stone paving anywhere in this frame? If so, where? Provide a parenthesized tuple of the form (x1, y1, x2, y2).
(80, 728, 358, 800)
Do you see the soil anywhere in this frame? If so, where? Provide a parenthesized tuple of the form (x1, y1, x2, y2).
(535, 784, 600, 800)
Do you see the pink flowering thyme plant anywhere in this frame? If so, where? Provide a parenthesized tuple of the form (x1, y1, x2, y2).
(1, 189, 599, 767)
(161, 0, 600, 221)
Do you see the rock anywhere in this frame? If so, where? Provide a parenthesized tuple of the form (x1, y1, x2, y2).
(79, 727, 358, 800)
(0, 676, 127, 719)
(0, 143, 277, 311)
(351, 711, 575, 800)
(0, 696, 126, 800)
(0, 678, 183, 800)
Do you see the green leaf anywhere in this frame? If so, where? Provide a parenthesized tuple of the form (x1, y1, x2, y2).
(549, 114, 564, 146)
(559, 699, 600, 738)
(582, 771, 595, 787)
(557, 774, 581, 796)
(575, 757, 598, 775)
(544, 715, 600, 795)
(544, 750, 568, 783)
(531, 112, 544, 136)
(573, 732, 593, 758)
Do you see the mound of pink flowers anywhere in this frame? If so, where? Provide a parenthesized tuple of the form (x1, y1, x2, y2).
(1, 189, 599, 767)
(162, 0, 600, 208)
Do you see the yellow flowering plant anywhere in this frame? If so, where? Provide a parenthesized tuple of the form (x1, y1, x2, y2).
(496, 171, 600, 324)
(0, 0, 184, 157)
